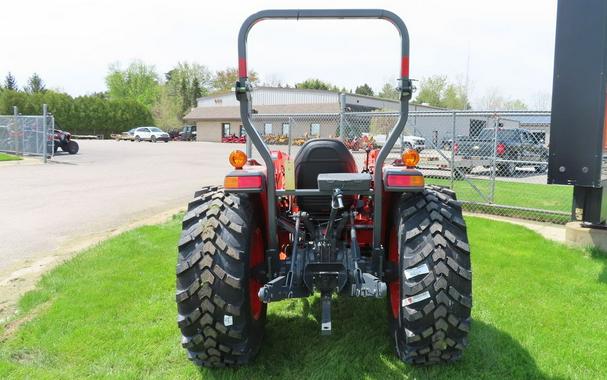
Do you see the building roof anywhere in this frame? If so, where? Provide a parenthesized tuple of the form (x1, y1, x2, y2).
(504, 114, 551, 126)
(184, 103, 340, 121)
(185, 86, 445, 121)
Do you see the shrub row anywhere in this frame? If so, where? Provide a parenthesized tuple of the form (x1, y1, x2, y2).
(0, 90, 153, 138)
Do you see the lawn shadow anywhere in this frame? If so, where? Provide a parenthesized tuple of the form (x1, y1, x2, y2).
(199, 296, 555, 380)
(588, 246, 607, 284)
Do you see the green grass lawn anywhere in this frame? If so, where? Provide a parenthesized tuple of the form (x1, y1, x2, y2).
(426, 177, 572, 223)
(0, 153, 22, 161)
(1, 216, 606, 379)
(426, 177, 572, 213)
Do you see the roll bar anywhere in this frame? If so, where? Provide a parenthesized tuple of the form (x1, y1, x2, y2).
(236, 9, 413, 253)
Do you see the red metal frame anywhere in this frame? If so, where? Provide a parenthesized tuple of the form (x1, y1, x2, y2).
(228, 144, 416, 252)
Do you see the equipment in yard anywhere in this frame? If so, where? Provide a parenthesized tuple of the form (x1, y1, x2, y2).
(175, 9, 472, 368)
(52, 129, 79, 154)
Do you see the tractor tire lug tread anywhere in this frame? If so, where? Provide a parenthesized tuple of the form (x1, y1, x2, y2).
(388, 186, 472, 365)
(176, 188, 265, 367)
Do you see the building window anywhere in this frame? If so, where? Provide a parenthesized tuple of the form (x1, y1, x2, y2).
(222, 123, 231, 137)
(282, 123, 290, 136)
(469, 119, 486, 137)
(264, 123, 272, 135)
(310, 123, 320, 137)
(239, 125, 246, 137)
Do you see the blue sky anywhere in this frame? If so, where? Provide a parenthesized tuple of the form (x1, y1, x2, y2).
(2, 0, 557, 108)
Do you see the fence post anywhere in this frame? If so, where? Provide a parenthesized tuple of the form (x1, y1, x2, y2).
(490, 116, 499, 203)
(13, 106, 19, 156)
(288, 117, 293, 157)
(450, 111, 456, 189)
(339, 93, 346, 141)
(42, 104, 48, 163)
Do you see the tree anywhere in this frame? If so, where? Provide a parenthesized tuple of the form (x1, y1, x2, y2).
(25, 73, 46, 93)
(532, 91, 551, 110)
(4, 72, 17, 91)
(414, 75, 470, 109)
(378, 83, 399, 100)
(191, 77, 202, 104)
(165, 62, 212, 109)
(178, 78, 188, 113)
(355, 83, 374, 96)
(151, 86, 183, 130)
(0, 89, 152, 137)
(503, 99, 528, 111)
(212, 67, 258, 92)
(295, 78, 338, 91)
(106, 61, 161, 108)
(478, 87, 528, 110)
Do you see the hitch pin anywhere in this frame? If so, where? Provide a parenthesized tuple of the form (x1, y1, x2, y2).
(332, 189, 344, 210)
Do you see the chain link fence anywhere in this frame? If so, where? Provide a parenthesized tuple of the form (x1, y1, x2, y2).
(250, 110, 569, 224)
(0, 108, 54, 160)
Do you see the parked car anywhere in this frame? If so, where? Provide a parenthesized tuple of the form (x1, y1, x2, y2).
(133, 127, 170, 142)
(455, 127, 549, 176)
(179, 125, 197, 141)
(167, 128, 181, 140)
(373, 134, 425, 151)
(111, 128, 136, 141)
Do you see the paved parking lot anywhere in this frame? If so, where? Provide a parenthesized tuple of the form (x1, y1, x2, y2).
(0, 139, 550, 314)
(0, 140, 245, 281)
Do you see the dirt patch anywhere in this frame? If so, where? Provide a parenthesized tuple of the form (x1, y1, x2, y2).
(0, 206, 185, 323)
(1, 301, 53, 343)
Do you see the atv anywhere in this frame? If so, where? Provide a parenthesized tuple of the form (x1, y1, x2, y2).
(176, 9, 472, 368)
(52, 129, 79, 154)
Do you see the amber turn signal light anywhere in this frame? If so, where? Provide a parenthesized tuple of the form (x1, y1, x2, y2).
(402, 149, 420, 168)
(229, 150, 247, 169)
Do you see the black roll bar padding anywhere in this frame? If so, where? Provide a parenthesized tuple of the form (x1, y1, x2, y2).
(236, 9, 412, 251)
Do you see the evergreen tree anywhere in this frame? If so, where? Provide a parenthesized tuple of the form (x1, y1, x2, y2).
(4, 72, 17, 91)
(354, 83, 374, 96)
(25, 73, 46, 93)
(191, 77, 202, 107)
(378, 83, 399, 100)
(179, 78, 189, 113)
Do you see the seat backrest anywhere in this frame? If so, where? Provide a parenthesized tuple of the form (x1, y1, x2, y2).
(294, 139, 357, 217)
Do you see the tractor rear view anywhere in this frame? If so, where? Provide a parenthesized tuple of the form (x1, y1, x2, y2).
(176, 9, 472, 367)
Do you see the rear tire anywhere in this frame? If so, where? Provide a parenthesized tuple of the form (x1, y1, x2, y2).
(176, 186, 266, 367)
(387, 186, 472, 364)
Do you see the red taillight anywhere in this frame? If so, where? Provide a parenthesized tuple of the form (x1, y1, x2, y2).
(453, 143, 459, 154)
(496, 143, 506, 156)
(385, 174, 425, 188)
(224, 175, 263, 190)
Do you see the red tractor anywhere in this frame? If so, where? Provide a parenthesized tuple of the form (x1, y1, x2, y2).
(176, 9, 471, 368)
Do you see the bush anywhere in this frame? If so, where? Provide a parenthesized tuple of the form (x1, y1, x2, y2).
(0, 90, 153, 138)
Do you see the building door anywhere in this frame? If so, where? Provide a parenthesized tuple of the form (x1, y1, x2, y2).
(222, 123, 231, 137)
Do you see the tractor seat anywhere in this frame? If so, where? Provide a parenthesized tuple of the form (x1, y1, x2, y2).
(294, 139, 358, 217)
